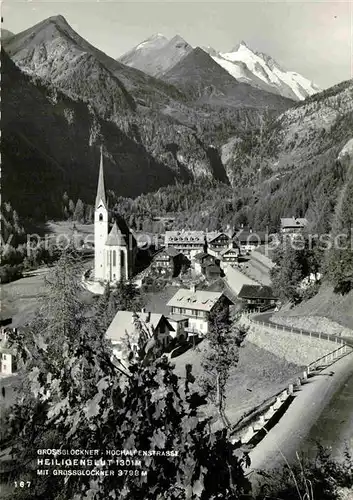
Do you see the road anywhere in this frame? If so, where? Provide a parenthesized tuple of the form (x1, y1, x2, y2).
(248, 352, 353, 489)
(248, 312, 353, 487)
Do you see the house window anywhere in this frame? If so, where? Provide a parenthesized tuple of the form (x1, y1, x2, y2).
(2, 354, 6, 360)
(159, 323, 165, 334)
(99, 213, 103, 221)
(121, 251, 125, 267)
(113, 250, 116, 266)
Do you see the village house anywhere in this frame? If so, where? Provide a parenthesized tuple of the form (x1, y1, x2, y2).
(203, 263, 223, 281)
(0, 329, 18, 375)
(280, 217, 308, 234)
(164, 230, 206, 258)
(167, 285, 233, 335)
(235, 228, 267, 253)
(151, 247, 183, 278)
(106, 309, 175, 361)
(0, 346, 17, 375)
(238, 284, 278, 310)
(220, 244, 240, 270)
(207, 232, 231, 256)
(193, 252, 216, 274)
(165, 315, 189, 341)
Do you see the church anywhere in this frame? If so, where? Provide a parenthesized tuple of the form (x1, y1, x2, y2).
(94, 148, 137, 283)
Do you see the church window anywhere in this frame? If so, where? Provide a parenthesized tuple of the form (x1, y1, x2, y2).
(99, 213, 103, 221)
(113, 250, 116, 266)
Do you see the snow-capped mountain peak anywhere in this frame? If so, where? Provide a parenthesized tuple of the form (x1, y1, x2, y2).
(212, 42, 320, 100)
(120, 34, 321, 101)
(119, 33, 192, 77)
(134, 33, 168, 51)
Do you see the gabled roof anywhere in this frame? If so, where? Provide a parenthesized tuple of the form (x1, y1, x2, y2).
(208, 232, 230, 244)
(95, 146, 107, 210)
(234, 230, 267, 243)
(238, 285, 277, 300)
(280, 217, 308, 228)
(105, 214, 137, 248)
(204, 264, 222, 274)
(220, 246, 239, 256)
(167, 288, 223, 312)
(106, 311, 174, 344)
(166, 314, 189, 322)
(194, 251, 213, 261)
(224, 266, 258, 295)
(105, 222, 126, 246)
(154, 247, 181, 258)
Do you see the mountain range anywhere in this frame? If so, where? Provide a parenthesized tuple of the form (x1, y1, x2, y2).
(1, 15, 294, 220)
(118, 35, 320, 101)
(2, 14, 352, 231)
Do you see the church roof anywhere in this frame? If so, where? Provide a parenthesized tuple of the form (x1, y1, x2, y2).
(105, 222, 127, 247)
(95, 146, 107, 210)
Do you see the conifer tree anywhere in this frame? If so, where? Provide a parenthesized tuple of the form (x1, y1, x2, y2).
(200, 302, 247, 428)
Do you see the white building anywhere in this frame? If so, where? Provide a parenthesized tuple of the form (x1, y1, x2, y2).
(106, 310, 175, 362)
(167, 286, 232, 335)
(94, 147, 137, 283)
(0, 330, 17, 375)
(164, 230, 206, 258)
(280, 217, 308, 234)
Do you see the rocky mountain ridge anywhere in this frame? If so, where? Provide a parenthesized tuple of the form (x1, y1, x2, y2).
(119, 33, 193, 78)
(120, 35, 320, 101)
(2, 15, 299, 220)
(162, 47, 293, 110)
(222, 78, 353, 231)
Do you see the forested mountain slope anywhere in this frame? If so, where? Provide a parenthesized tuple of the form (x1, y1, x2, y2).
(223, 79, 353, 232)
(2, 16, 296, 221)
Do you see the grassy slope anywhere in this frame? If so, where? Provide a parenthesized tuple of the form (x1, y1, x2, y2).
(173, 339, 302, 425)
(276, 285, 353, 330)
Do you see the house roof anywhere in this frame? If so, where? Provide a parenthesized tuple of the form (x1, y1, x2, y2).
(224, 266, 258, 295)
(238, 285, 277, 300)
(194, 251, 213, 261)
(234, 230, 267, 244)
(207, 232, 230, 244)
(165, 230, 205, 245)
(154, 247, 180, 258)
(280, 217, 308, 228)
(220, 246, 239, 257)
(205, 264, 222, 274)
(206, 231, 221, 243)
(106, 311, 174, 344)
(167, 288, 223, 312)
(0, 339, 16, 355)
(166, 314, 189, 322)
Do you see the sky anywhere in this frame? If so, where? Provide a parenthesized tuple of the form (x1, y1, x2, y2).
(2, 0, 352, 89)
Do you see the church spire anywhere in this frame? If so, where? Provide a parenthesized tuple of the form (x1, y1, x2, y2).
(95, 145, 107, 209)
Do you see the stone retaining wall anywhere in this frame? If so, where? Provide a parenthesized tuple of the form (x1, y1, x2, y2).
(242, 316, 337, 366)
(271, 315, 353, 338)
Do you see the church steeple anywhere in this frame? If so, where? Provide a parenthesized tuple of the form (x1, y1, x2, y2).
(95, 145, 107, 209)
